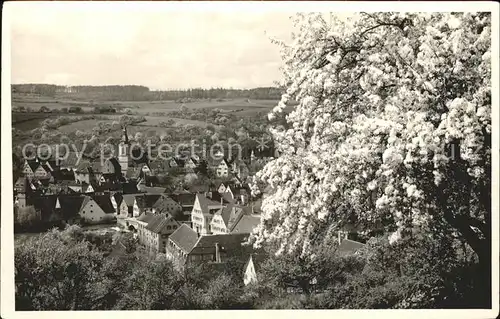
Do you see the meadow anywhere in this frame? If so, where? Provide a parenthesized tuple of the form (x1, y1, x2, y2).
(11, 93, 280, 137)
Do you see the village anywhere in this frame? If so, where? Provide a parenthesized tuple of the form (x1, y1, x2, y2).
(13, 124, 366, 287)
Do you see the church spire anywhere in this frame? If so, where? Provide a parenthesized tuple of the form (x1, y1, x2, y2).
(121, 126, 129, 144)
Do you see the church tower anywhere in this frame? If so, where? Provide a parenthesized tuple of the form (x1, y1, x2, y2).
(118, 126, 129, 175)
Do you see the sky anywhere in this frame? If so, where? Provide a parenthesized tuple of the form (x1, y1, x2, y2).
(9, 3, 295, 90)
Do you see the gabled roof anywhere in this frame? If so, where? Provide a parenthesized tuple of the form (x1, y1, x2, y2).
(75, 160, 92, 173)
(244, 253, 268, 274)
(112, 192, 123, 207)
(51, 168, 75, 181)
(126, 167, 141, 179)
(141, 186, 167, 194)
(136, 194, 162, 212)
(211, 158, 232, 167)
(26, 159, 40, 172)
(60, 152, 81, 167)
(92, 194, 115, 214)
(137, 212, 156, 224)
(105, 157, 122, 173)
(338, 239, 365, 254)
(58, 195, 86, 219)
(122, 182, 140, 194)
(121, 194, 137, 207)
(213, 204, 240, 228)
(169, 224, 199, 254)
(190, 233, 250, 255)
(145, 214, 179, 234)
(30, 195, 58, 220)
(230, 214, 260, 234)
(195, 193, 224, 215)
(170, 193, 196, 206)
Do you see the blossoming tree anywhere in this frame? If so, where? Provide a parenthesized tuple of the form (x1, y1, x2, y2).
(253, 12, 491, 273)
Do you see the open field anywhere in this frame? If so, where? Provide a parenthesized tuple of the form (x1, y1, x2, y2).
(139, 116, 210, 128)
(11, 95, 287, 139)
(12, 93, 279, 113)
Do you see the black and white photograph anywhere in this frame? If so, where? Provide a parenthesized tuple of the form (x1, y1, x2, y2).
(1, 1, 498, 317)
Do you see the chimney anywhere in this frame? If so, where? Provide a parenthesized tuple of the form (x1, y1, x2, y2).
(251, 204, 254, 214)
(338, 231, 342, 245)
(215, 242, 221, 263)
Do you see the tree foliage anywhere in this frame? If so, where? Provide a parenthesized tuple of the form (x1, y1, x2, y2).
(253, 12, 491, 265)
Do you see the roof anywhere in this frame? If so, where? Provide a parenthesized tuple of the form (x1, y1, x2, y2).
(145, 214, 179, 234)
(75, 160, 92, 172)
(26, 159, 40, 172)
(90, 161, 102, 173)
(213, 204, 240, 228)
(58, 195, 86, 219)
(122, 182, 140, 194)
(137, 212, 156, 224)
(190, 233, 250, 255)
(195, 193, 224, 215)
(169, 224, 199, 254)
(105, 158, 122, 173)
(92, 194, 116, 214)
(141, 186, 167, 194)
(121, 194, 137, 206)
(60, 152, 81, 167)
(230, 214, 261, 234)
(244, 253, 268, 273)
(52, 168, 76, 181)
(126, 167, 141, 179)
(170, 193, 196, 206)
(29, 195, 59, 221)
(338, 239, 365, 254)
(136, 194, 162, 212)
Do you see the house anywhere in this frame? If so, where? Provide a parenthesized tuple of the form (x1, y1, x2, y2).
(225, 184, 250, 205)
(213, 159, 231, 178)
(168, 157, 185, 168)
(74, 161, 92, 184)
(59, 152, 81, 170)
(190, 192, 226, 235)
(243, 253, 268, 286)
(110, 192, 121, 214)
(166, 225, 251, 270)
(101, 158, 121, 175)
(140, 186, 167, 194)
(170, 192, 196, 215)
(56, 195, 86, 222)
(135, 194, 163, 214)
(231, 160, 250, 180)
(229, 213, 261, 234)
(122, 181, 140, 194)
(14, 177, 28, 194)
(209, 204, 244, 234)
(22, 160, 37, 179)
(152, 194, 182, 215)
(184, 157, 198, 169)
(148, 159, 170, 175)
(51, 168, 75, 182)
(78, 195, 116, 224)
(136, 213, 157, 246)
(143, 214, 181, 254)
(33, 164, 51, 180)
(119, 194, 141, 217)
(185, 166, 198, 181)
(337, 231, 366, 255)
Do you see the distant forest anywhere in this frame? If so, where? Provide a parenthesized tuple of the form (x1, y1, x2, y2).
(11, 84, 283, 101)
